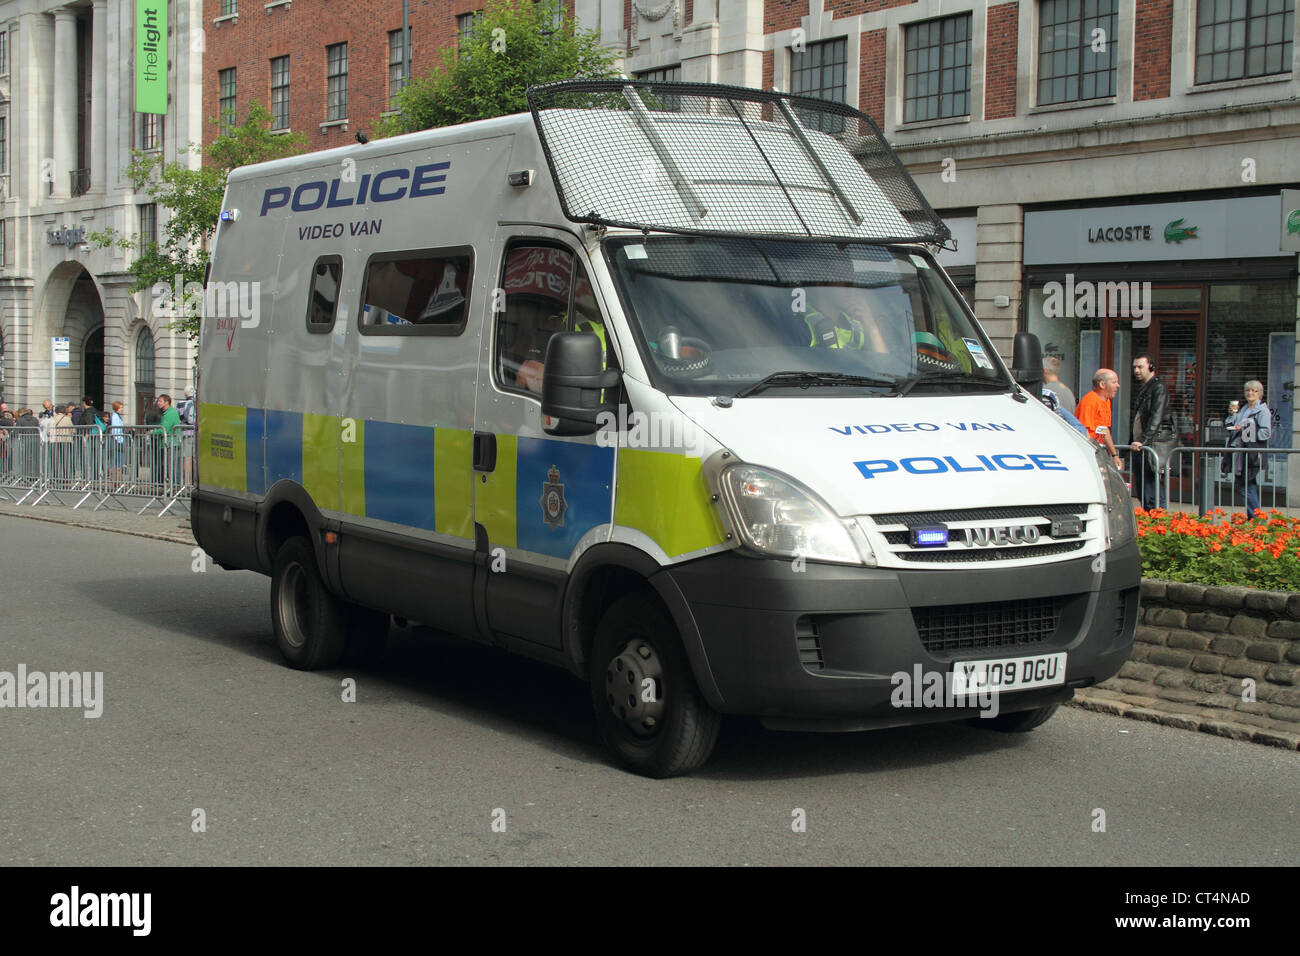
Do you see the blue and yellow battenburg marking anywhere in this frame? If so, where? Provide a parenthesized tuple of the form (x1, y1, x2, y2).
(197, 404, 726, 561)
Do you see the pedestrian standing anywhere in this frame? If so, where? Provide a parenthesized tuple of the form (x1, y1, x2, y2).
(109, 400, 127, 486)
(1129, 353, 1176, 511)
(51, 403, 76, 482)
(1075, 369, 1123, 470)
(1042, 356, 1077, 414)
(1229, 381, 1271, 519)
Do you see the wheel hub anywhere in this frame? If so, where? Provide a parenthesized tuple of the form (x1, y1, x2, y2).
(605, 640, 666, 737)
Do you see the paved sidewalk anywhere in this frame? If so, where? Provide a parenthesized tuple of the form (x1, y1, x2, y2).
(0, 496, 193, 545)
(1070, 687, 1300, 751)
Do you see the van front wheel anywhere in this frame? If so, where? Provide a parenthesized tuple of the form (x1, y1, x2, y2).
(589, 594, 720, 778)
(271, 536, 347, 670)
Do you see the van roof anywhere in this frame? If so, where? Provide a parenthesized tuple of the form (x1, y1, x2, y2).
(226, 111, 532, 185)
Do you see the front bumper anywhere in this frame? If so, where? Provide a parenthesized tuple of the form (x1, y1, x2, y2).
(659, 541, 1140, 726)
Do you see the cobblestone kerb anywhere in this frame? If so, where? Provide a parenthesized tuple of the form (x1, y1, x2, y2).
(1071, 579, 1300, 750)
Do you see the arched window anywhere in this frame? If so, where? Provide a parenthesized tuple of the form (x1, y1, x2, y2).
(134, 326, 155, 424)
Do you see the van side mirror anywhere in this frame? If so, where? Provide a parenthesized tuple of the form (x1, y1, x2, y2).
(541, 331, 620, 436)
(1011, 332, 1044, 394)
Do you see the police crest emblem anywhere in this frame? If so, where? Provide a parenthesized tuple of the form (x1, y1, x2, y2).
(540, 465, 567, 530)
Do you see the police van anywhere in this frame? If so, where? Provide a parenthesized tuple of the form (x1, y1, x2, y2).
(192, 81, 1139, 777)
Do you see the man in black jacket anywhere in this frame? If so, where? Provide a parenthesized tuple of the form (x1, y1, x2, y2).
(1130, 353, 1176, 510)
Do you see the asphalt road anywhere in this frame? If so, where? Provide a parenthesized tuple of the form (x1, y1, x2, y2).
(1, 517, 1296, 866)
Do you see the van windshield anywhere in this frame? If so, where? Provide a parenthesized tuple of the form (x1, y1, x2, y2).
(604, 236, 1008, 397)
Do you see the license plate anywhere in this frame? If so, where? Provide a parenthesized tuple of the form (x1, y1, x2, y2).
(952, 652, 1067, 694)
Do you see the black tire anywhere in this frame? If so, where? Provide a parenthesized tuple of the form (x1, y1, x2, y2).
(270, 536, 347, 670)
(341, 604, 390, 666)
(972, 702, 1061, 733)
(589, 593, 720, 778)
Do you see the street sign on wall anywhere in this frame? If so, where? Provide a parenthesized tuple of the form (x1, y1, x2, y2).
(135, 1, 168, 115)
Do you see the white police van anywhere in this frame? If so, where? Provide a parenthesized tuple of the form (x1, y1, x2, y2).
(192, 81, 1139, 777)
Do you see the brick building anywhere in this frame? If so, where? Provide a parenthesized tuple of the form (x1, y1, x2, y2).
(201, 0, 1300, 500)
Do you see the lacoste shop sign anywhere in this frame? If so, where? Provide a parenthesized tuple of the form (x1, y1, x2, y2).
(1085, 219, 1199, 244)
(135, 0, 167, 115)
(1026, 195, 1284, 265)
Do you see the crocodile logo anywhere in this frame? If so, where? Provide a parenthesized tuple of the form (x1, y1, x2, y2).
(1287, 209, 1300, 236)
(1164, 218, 1198, 244)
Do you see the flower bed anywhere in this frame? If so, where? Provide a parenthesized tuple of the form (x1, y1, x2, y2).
(1136, 508, 1300, 590)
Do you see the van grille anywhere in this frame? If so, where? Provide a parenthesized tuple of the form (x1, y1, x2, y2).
(867, 505, 1096, 566)
(913, 596, 1064, 654)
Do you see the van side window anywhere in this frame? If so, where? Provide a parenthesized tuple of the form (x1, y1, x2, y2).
(496, 243, 604, 395)
(306, 256, 343, 333)
(359, 247, 473, 336)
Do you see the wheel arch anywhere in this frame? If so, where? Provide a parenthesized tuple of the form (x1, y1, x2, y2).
(562, 543, 726, 710)
(257, 480, 329, 572)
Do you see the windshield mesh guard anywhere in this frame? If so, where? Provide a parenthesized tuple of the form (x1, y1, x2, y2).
(527, 80, 951, 246)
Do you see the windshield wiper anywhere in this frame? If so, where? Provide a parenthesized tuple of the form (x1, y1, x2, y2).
(895, 372, 1010, 397)
(735, 371, 902, 398)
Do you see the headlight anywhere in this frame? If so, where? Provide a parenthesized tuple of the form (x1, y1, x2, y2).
(1096, 446, 1136, 549)
(718, 463, 868, 565)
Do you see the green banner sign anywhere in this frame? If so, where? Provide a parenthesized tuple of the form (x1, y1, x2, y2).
(135, 0, 167, 115)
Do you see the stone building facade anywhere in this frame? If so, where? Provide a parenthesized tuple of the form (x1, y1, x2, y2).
(0, 0, 202, 423)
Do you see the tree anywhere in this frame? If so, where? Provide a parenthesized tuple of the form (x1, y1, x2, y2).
(378, 0, 621, 136)
(89, 102, 307, 339)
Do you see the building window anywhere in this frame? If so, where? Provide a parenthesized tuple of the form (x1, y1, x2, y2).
(1196, 0, 1295, 84)
(388, 30, 409, 111)
(789, 37, 847, 132)
(636, 64, 682, 84)
(635, 64, 683, 110)
(903, 14, 971, 122)
(1038, 0, 1119, 105)
(457, 11, 483, 47)
(140, 112, 162, 151)
(0, 116, 6, 174)
(270, 56, 290, 130)
(0, 220, 7, 268)
(221, 0, 236, 16)
(135, 326, 156, 425)
(0, 30, 8, 75)
(218, 68, 237, 135)
(140, 204, 157, 248)
(326, 42, 348, 121)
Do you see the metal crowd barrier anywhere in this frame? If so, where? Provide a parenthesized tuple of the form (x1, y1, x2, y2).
(0, 423, 193, 517)
(1161, 445, 1299, 517)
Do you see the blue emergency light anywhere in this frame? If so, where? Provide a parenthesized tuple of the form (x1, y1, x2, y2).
(911, 525, 949, 548)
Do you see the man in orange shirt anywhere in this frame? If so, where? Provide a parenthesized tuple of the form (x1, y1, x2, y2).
(1075, 369, 1122, 469)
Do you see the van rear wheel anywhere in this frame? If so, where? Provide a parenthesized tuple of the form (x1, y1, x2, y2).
(589, 594, 720, 778)
(271, 536, 347, 670)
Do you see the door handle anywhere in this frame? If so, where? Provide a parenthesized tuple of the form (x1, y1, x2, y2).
(473, 431, 497, 473)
